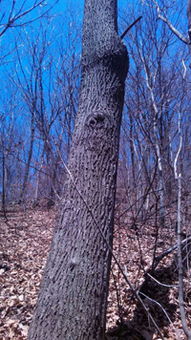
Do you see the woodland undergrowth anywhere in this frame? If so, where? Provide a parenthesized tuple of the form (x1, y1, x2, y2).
(0, 203, 191, 340)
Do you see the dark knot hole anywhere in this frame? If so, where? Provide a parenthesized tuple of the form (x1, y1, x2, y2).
(89, 114, 105, 127)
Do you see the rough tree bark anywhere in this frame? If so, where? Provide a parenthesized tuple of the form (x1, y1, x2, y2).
(28, 0, 128, 339)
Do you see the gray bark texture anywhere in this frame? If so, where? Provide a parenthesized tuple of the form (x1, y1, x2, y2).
(28, 0, 128, 339)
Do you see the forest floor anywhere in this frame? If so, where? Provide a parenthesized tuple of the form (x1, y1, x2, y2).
(0, 203, 191, 339)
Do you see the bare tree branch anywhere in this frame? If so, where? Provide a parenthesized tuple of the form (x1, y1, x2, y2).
(174, 112, 191, 339)
(120, 16, 142, 39)
(153, 236, 191, 269)
(157, 13, 189, 45)
(0, 0, 58, 38)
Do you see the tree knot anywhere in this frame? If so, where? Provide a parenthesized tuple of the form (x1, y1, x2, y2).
(86, 112, 114, 131)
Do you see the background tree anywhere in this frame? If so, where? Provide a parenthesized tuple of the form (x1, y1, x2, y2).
(112, 2, 191, 337)
(0, 12, 80, 207)
(0, 0, 60, 210)
(28, 0, 128, 339)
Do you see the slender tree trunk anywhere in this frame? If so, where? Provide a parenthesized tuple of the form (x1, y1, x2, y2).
(154, 118, 165, 226)
(129, 113, 136, 189)
(28, 1, 128, 339)
(1, 149, 7, 219)
(188, 0, 191, 41)
(34, 156, 43, 202)
(20, 112, 35, 202)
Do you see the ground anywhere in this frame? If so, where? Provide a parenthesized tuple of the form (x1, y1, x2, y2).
(0, 204, 190, 339)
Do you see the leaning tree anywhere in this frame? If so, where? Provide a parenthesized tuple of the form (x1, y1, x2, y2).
(28, 0, 128, 339)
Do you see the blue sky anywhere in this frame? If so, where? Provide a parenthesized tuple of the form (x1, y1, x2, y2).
(0, 0, 189, 198)
(0, 0, 141, 81)
(0, 0, 188, 95)
(0, 0, 139, 51)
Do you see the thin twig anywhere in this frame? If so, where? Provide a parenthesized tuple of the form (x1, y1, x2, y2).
(147, 273, 178, 288)
(139, 292, 175, 330)
(120, 16, 142, 39)
(153, 236, 191, 269)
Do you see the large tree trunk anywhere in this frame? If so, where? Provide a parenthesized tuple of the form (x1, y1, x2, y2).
(28, 1, 128, 339)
